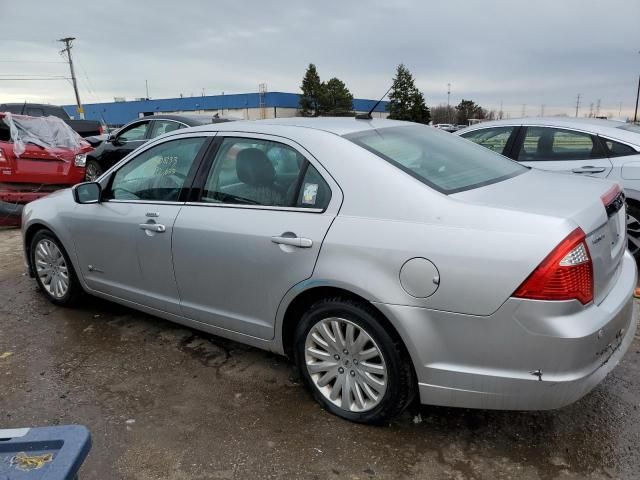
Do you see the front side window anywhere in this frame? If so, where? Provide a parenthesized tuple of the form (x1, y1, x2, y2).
(602, 138, 638, 158)
(518, 127, 604, 161)
(345, 125, 525, 194)
(460, 126, 515, 154)
(118, 122, 149, 142)
(107, 137, 206, 202)
(150, 120, 183, 138)
(201, 137, 331, 209)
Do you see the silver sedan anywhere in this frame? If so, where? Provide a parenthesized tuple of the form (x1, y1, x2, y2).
(22, 118, 637, 424)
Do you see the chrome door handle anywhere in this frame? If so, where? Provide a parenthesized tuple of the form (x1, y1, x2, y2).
(139, 223, 166, 233)
(271, 235, 313, 248)
(572, 166, 606, 174)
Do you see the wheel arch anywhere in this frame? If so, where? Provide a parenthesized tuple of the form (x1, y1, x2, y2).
(278, 285, 413, 367)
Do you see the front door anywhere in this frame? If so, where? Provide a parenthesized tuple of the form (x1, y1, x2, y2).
(515, 126, 613, 178)
(70, 135, 210, 314)
(103, 120, 151, 167)
(172, 134, 340, 339)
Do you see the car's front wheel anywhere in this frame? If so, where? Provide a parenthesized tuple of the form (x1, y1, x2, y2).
(627, 202, 640, 261)
(84, 159, 103, 182)
(30, 230, 82, 306)
(294, 297, 415, 424)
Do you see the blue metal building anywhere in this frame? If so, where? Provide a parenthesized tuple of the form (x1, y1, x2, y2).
(63, 91, 389, 125)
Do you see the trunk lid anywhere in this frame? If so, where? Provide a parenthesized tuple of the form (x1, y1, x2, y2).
(0, 141, 78, 184)
(452, 168, 625, 305)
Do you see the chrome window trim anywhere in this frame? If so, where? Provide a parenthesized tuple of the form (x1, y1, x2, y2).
(105, 199, 185, 206)
(185, 201, 324, 214)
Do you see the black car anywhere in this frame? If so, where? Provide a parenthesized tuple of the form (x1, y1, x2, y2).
(85, 114, 231, 180)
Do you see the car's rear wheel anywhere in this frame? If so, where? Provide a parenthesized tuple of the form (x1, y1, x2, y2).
(85, 159, 103, 182)
(30, 230, 82, 306)
(626, 202, 640, 260)
(294, 297, 414, 424)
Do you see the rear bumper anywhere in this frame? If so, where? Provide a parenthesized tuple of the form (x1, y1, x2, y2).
(374, 250, 638, 410)
(0, 190, 51, 204)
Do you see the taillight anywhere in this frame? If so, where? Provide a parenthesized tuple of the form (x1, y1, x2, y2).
(601, 184, 621, 207)
(513, 228, 593, 305)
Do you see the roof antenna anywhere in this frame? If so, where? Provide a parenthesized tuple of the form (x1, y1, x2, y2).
(355, 85, 392, 120)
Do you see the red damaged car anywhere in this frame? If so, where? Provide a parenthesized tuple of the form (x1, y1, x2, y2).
(0, 112, 93, 226)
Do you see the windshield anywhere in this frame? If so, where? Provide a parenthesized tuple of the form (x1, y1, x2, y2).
(617, 124, 640, 134)
(345, 124, 526, 194)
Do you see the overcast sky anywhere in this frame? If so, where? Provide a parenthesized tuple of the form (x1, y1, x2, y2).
(1, 0, 639, 118)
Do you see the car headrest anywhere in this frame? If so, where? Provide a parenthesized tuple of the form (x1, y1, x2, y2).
(537, 133, 554, 156)
(236, 148, 275, 187)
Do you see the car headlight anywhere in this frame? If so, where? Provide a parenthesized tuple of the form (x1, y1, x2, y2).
(74, 153, 87, 167)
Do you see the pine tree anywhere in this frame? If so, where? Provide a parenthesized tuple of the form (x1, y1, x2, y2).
(299, 64, 322, 116)
(387, 64, 430, 124)
(318, 77, 354, 116)
(455, 99, 487, 125)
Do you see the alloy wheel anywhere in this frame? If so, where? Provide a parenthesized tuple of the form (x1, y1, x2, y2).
(34, 239, 69, 299)
(304, 317, 387, 412)
(85, 162, 100, 182)
(627, 210, 640, 257)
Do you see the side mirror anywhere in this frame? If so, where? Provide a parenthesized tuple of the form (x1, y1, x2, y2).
(73, 182, 102, 204)
(109, 133, 122, 145)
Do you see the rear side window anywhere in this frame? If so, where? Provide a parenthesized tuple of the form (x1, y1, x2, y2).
(26, 107, 45, 117)
(150, 120, 182, 138)
(518, 127, 604, 161)
(345, 125, 525, 194)
(459, 126, 515, 154)
(201, 137, 331, 209)
(601, 138, 638, 158)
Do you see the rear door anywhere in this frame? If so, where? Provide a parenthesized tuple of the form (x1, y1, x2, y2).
(514, 126, 612, 178)
(171, 133, 341, 339)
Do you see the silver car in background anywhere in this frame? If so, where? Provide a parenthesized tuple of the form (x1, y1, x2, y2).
(22, 118, 636, 424)
(456, 118, 640, 258)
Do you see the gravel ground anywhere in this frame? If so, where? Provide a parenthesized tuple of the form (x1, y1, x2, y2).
(1, 227, 639, 479)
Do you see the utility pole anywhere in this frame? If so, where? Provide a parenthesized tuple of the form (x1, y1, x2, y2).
(447, 83, 451, 123)
(596, 99, 601, 117)
(58, 37, 84, 119)
(575, 93, 581, 118)
(145, 80, 150, 100)
(634, 75, 640, 123)
(499, 100, 503, 120)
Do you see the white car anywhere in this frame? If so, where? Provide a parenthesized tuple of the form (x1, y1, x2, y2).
(433, 123, 457, 132)
(457, 118, 640, 258)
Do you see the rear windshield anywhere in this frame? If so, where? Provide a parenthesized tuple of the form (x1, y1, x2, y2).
(617, 124, 640, 134)
(344, 125, 526, 194)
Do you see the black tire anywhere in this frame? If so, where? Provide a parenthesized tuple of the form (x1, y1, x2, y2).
(85, 158, 103, 182)
(30, 229, 82, 306)
(626, 201, 640, 261)
(294, 297, 415, 425)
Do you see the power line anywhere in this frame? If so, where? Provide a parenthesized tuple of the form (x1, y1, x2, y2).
(0, 60, 66, 64)
(0, 77, 70, 82)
